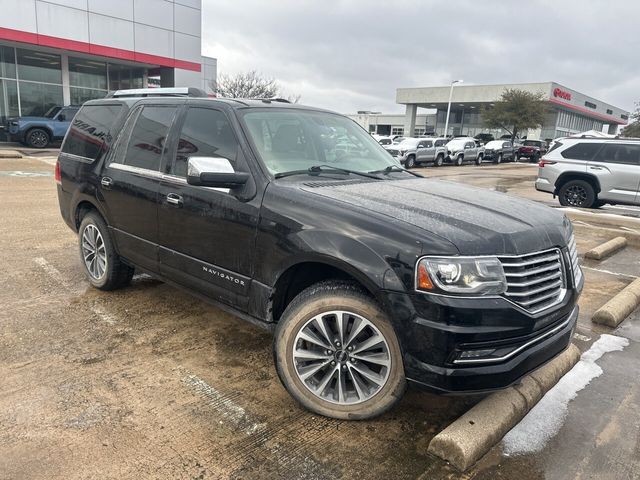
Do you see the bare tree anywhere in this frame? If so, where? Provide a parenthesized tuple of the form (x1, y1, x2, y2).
(210, 70, 300, 102)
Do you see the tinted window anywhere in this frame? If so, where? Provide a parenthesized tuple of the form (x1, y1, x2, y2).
(503, 142, 511, 148)
(465, 142, 474, 148)
(593, 144, 640, 165)
(417, 141, 426, 148)
(170, 108, 239, 177)
(61, 104, 122, 160)
(124, 106, 176, 171)
(561, 143, 601, 160)
(425, 141, 433, 148)
(435, 140, 447, 147)
(379, 138, 392, 145)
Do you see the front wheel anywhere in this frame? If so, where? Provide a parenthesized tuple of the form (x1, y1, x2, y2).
(434, 154, 444, 167)
(558, 180, 595, 208)
(26, 128, 50, 148)
(274, 281, 406, 420)
(455, 154, 463, 166)
(494, 153, 503, 164)
(405, 155, 416, 169)
(78, 212, 134, 290)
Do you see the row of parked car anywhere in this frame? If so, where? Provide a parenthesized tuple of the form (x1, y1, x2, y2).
(372, 134, 548, 168)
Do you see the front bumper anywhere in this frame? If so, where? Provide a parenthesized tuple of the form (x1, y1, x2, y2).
(380, 278, 582, 394)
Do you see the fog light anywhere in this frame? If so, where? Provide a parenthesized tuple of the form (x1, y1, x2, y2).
(458, 349, 496, 359)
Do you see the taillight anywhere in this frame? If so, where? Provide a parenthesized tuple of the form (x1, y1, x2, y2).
(54, 158, 61, 184)
(538, 159, 556, 168)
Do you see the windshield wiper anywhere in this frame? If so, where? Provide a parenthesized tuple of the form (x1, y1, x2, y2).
(275, 164, 383, 180)
(369, 165, 423, 177)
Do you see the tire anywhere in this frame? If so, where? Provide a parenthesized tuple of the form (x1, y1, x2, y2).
(591, 200, 606, 209)
(405, 155, 416, 169)
(25, 128, 50, 148)
(455, 154, 463, 166)
(78, 211, 134, 290)
(531, 152, 540, 163)
(475, 154, 483, 166)
(274, 281, 406, 420)
(494, 153, 503, 164)
(434, 153, 444, 167)
(558, 180, 596, 208)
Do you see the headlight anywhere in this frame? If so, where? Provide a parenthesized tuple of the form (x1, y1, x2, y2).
(400, 150, 406, 155)
(416, 256, 507, 295)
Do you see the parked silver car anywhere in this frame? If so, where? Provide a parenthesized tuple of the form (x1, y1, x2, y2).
(535, 138, 640, 208)
(446, 137, 486, 166)
(385, 137, 447, 168)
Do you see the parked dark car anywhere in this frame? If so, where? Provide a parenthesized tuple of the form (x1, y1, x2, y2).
(56, 88, 582, 420)
(474, 133, 495, 144)
(8, 105, 80, 148)
(483, 140, 519, 163)
(518, 140, 548, 162)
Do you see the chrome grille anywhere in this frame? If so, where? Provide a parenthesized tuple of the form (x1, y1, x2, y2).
(499, 248, 565, 313)
(386, 149, 399, 156)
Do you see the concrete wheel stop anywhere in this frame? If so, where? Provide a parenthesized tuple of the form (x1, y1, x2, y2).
(426, 344, 581, 471)
(593, 278, 640, 328)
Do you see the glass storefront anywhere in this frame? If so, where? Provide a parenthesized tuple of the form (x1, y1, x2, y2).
(0, 44, 149, 140)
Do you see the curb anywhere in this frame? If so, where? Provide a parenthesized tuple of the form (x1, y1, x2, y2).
(564, 209, 640, 231)
(573, 224, 640, 248)
(426, 344, 581, 472)
(585, 236, 627, 260)
(592, 278, 640, 327)
(0, 150, 22, 159)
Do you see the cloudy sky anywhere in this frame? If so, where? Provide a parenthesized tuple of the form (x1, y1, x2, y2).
(201, 0, 639, 115)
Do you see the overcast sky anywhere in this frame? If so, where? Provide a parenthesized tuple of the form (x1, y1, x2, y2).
(201, 0, 639, 115)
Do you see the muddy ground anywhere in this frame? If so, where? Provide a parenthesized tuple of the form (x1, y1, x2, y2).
(1, 157, 638, 479)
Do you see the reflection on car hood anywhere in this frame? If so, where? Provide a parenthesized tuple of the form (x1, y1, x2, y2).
(301, 178, 569, 255)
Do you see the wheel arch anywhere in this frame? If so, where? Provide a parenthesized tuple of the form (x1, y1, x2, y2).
(554, 172, 601, 195)
(73, 198, 108, 231)
(25, 125, 53, 142)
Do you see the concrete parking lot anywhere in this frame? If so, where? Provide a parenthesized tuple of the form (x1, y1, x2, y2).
(1, 153, 639, 479)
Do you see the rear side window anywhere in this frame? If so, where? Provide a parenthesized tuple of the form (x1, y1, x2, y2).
(170, 107, 239, 177)
(561, 143, 601, 160)
(593, 144, 640, 165)
(124, 106, 177, 171)
(61, 104, 122, 161)
(435, 140, 446, 147)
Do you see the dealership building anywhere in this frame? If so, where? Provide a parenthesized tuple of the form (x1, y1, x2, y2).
(357, 82, 629, 141)
(0, 0, 215, 140)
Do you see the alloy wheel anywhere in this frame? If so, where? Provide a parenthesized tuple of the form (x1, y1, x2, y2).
(81, 224, 107, 279)
(564, 185, 588, 206)
(292, 310, 391, 405)
(29, 130, 48, 148)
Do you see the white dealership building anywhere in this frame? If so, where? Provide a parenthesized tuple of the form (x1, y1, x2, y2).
(0, 0, 215, 140)
(352, 82, 629, 141)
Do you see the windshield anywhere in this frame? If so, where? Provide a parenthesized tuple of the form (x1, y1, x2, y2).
(446, 140, 466, 149)
(43, 106, 62, 118)
(241, 109, 400, 175)
(485, 141, 503, 149)
(398, 138, 419, 147)
(523, 140, 541, 146)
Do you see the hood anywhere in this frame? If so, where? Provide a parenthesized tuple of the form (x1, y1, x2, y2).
(12, 116, 50, 123)
(301, 178, 570, 255)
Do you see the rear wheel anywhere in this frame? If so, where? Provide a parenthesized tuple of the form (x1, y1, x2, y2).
(26, 128, 50, 148)
(558, 180, 595, 208)
(274, 281, 405, 420)
(494, 153, 503, 164)
(405, 155, 416, 169)
(78, 212, 134, 290)
(475, 154, 483, 166)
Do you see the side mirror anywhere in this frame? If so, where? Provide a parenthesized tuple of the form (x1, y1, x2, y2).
(186, 156, 250, 189)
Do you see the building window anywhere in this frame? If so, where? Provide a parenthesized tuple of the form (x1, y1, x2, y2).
(0, 46, 16, 79)
(18, 81, 63, 117)
(391, 127, 404, 135)
(70, 57, 107, 91)
(70, 87, 107, 105)
(584, 101, 597, 109)
(606, 109, 613, 115)
(414, 127, 425, 136)
(108, 64, 145, 91)
(16, 49, 62, 84)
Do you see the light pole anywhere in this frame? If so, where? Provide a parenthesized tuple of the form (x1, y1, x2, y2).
(443, 79, 463, 138)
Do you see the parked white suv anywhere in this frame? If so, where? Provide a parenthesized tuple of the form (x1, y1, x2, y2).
(535, 138, 640, 208)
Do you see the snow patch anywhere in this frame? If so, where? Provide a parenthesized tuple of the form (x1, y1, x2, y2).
(502, 334, 629, 455)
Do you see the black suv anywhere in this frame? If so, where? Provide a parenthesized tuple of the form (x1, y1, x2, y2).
(56, 88, 583, 420)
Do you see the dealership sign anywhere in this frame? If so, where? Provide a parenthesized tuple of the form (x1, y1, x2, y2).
(553, 87, 572, 101)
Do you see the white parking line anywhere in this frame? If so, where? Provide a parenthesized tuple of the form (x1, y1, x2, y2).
(33, 257, 71, 289)
(502, 334, 629, 455)
(582, 266, 638, 279)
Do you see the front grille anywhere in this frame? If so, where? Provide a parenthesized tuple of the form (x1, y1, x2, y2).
(386, 149, 399, 156)
(498, 248, 565, 313)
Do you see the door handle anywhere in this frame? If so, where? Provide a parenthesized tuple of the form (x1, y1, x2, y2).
(589, 166, 603, 170)
(166, 193, 183, 206)
(100, 177, 113, 188)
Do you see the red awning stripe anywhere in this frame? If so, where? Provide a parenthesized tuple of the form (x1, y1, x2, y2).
(0, 26, 201, 72)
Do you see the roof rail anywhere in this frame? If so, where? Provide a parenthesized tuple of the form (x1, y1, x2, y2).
(254, 98, 291, 104)
(106, 87, 208, 98)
